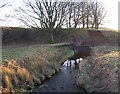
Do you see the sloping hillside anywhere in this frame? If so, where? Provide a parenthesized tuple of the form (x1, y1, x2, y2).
(2, 27, 119, 46)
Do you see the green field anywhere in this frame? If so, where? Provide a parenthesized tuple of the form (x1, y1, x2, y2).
(2, 44, 45, 61)
(2, 43, 74, 61)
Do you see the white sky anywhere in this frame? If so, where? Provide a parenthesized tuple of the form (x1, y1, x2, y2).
(0, 0, 119, 30)
(100, 0, 119, 30)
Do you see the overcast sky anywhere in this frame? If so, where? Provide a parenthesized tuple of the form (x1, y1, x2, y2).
(0, 0, 119, 30)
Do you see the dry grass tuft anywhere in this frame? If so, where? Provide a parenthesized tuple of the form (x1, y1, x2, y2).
(1, 45, 69, 93)
(76, 46, 119, 92)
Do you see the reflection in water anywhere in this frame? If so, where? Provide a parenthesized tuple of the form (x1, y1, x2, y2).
(33, 58, 87, 92)
(33, 60, 84, 92)
(62, 58, 83, 68)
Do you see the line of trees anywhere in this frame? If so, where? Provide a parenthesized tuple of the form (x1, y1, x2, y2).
(15, 0, 107, 29)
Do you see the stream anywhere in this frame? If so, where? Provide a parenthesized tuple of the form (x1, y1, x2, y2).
(33, 60, 84, 93)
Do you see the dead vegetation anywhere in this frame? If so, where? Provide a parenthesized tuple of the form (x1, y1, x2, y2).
(76, 46, 119, 92)
(1, 45, 71, 93)
(1, 27, 119, 93)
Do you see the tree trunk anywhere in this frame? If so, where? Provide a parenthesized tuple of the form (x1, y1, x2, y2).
(50, 32, 54, 44)
(86, 16, 89, 28)
(74, 22, 77, 28)
(91, 22, 94, 28)
(82, 18, 85, 29)
(49, 30, 54, 44)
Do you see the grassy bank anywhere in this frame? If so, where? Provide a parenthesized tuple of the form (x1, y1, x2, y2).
(1, 27, 119, 93)
(2, 27, 119, 45)
(76, 46, 119, 92)
(1, 44, 74, 93)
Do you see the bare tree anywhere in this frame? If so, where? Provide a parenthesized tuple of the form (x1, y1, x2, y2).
(72, 2, 82, 28)
(90, 0, 107, 29)
(63, 2, 73, 28)
(85, 3, 91, 28)
(16, 0, 68, 28)
(15, 0, 69, 43)
(15, 0, 106, 30)
(0, 0, 8, 8)
(81, 2, 86, 29)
